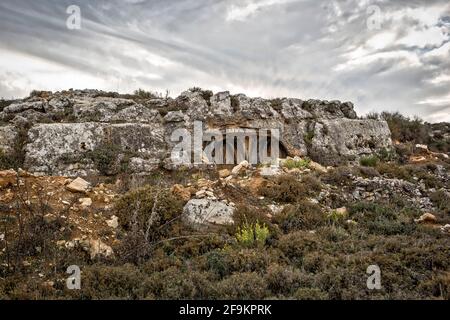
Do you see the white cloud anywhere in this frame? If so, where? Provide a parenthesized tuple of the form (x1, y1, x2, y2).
(226, 0, 296, 22)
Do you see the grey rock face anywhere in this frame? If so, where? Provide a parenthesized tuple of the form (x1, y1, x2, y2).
(183, 199, 235, 227)
(308, 119, 392, 165)
(0, 126, 17, 153)
(0, 88, 394, 175)
(25, 123, 105, 175)
(24, 122, 166, 175)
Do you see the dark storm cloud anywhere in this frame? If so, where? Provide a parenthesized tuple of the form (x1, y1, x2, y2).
(0, 0, 449, 121)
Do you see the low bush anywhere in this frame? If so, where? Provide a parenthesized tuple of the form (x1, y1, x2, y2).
(259, 175, 321, 203)
(283, 158, 310, 170)
(359, 155, 379, 167)
(80, 264, 145, 299)
(115, 185, 184, 242)
(215, 272, 268, 299)
(294, 288, 329, 300)
(264, 263, 303, 296)
(430, 190, 450, 214)
(348, 201, 417, 236)
(321, 166, 356, 186)
(273, 201, 325, 233)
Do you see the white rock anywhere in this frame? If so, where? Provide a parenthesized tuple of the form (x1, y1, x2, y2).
(268, 204, 284, 215)
(415, 144, 428, 151)
(66, 177, 90, 193)
(259, 165, 282, 177)
(79, 197, 92, 208)
(80, 238, 113, 259)
(308, 161, 328, 173)
(183, 199, 235, 227)
(231, 160, 249, 176)
(106, 215, 119, 229)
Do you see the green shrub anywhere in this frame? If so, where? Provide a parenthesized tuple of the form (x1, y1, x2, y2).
(269, 98, 283, 112)
(304, 131, 315, 146)
(430, 190, 450, 214)
(133, 88, 159, 100)
(348, 201, 417, 236)
(87, 144, 122, 175)
(283, 158, 310, 170)
(235, 221, 270, 248)
(359, 155, 379, 167)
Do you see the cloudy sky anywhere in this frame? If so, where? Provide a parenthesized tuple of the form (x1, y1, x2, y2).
(0, 0, 449, 122)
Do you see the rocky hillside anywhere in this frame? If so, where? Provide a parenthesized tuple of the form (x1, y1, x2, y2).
(0, 89, 449, 300)
(0, 88, 392, 176)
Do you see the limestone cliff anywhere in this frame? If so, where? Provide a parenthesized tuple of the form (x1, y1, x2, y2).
(0, 89, 392, 176)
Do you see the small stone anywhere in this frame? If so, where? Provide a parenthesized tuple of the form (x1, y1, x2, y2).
(195, 190, 206, 198)
(308, 161, 328, 173)
(106, 215, 119, 229)
(66, 177, 90, 193)
(259, 165, 282, 177)
(0, 169, 17, 189)
(80, 238, 113, 259)
(218, 169, 231, 178)
(43, 281, 54, 288)
(414, 213, 437, 224)
(56, 240, 66, 248)
(231, 160, 249, 176)
(44, 213, 57, 224)
(79, 197, 92, 208)
(171, 184, 191, 202)
(335, 207, 348, 216)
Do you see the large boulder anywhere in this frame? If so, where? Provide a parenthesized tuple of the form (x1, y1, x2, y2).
(183, 199, 235, 227)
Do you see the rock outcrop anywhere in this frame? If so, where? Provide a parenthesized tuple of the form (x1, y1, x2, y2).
(0, 89, 393, 175)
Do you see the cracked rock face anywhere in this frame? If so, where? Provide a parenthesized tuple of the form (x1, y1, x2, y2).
(183, 199, 235, 227)
(0, 89, 393, 175)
